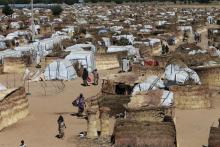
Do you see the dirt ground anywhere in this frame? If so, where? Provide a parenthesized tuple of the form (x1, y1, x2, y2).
(0, 71, 219, 147)
(0, 75, 102, 147)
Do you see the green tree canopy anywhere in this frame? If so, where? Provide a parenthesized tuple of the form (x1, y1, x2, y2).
(2, 4, 14, 16)
(14, 0, 30, 4)
(114, 0, 123, 4)
(51, 5, 63, 16)
(0, 0, 8, 5)
(64, 0, 78, 5)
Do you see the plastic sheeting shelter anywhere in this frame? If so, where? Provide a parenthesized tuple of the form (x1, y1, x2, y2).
(107, 45, 139, 56)
(44, 60, 77, 80)
(0, 83, 7, 91)
(132, 76, 165, 95)
(164, 64, 201, 85)
(65, 44, 96, 53)
(65, 50, 96, 72)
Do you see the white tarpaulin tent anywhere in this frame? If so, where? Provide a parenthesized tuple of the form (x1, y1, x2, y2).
(161, 90, 174, 106)
(179, 26, 193, 33)
(65, 50, 96, 72)
(164, 64, 201, 85)
(107, 45, 139, 56)
(0, 49, 22, 59)
(44, 60, 77, 80)
(0, 42, 6, 49)
(102, 37, 111, 47)
(65, 45, 84, 52)
(0, 83, 7, 91)
(132, 75, 165, 95)
(65, 43, 96, 53)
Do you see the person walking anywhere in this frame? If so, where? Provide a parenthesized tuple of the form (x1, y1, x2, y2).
(92, 69, 99, 85)
(19, 140, 26, 147)
(82, 68, 89, 86)
(77, 93, 85, 116)
(57, 115, 66, 139)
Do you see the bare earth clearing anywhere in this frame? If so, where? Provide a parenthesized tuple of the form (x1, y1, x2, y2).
(0, 71, 219, 147)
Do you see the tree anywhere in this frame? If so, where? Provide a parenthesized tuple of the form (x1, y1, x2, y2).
(91, 0, 98, 3)
(0, 0, 8, 5)
(118, 37, 130, 45)
(64, 0, 78, 5)
(51, 5, 63, 16)
(199, 0, 209, 3)
(15, 0, 30, 4)
(2, 5, 14, 16)
(114, 0, 123, 4)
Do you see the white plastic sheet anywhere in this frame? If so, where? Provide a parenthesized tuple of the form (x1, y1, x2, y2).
(44, 60, 77, 80)
(65, 50, 96, 72)
(107, 45, 139, 56)
(161, 90, 174, 106)
(164, 64, 201, 84)
(0, 83, 7, 91)
(132, 76, 165, 95)
(65, 43, 96, 53)
(0, 42, 6, 49)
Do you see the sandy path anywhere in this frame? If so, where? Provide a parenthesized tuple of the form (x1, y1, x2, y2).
(0, 76, 101, 147)
(1, 72, 219, 147)
(176, 93, 220, 147)
(0, 54, 219, 147)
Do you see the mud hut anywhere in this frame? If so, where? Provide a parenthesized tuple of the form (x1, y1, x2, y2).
(170, 84, 211, 109)
(0, 87, 29, 131)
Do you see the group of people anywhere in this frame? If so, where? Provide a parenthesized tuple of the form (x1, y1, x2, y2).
(82, 68, 99, 86)
(161, 43, 170, 55)
(56, 93, 86, 139)
(55, 66, 97, 139)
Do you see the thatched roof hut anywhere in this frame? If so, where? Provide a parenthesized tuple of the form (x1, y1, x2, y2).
(0, 87, 29, 131)
(3, 57, 26, 73)
(96, 51, 127, 70)
(98, 94, 130, 117)
(192, 65, 220, 90)
(113, 119, 177, 147)
(170, 84, 211, 109)
(208, 124, 220, 147)
(102, 72, 139, 95)
(126, 106, 174, 123)
(132, 63, 164, 77)
(0, 64, 3, 74)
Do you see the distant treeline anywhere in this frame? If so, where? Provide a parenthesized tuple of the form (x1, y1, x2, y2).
(0, 0, 213, 5)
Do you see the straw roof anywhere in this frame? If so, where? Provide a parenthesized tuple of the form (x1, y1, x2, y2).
(114, 119, 177, 147)
(0, 88, 17, 101)
(102, 72, 139, 86)
(127, 89, 164, 109)
(208, 126, 220, 147)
